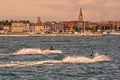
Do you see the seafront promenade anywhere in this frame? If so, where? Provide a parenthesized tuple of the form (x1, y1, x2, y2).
(0, 33, 104, 37)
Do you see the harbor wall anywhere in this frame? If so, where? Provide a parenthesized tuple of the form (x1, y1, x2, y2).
(0, 33, 104, 37)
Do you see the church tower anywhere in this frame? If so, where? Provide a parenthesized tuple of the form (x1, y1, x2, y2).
(78, 8, 83, 21)
(37, 17, 41, 24)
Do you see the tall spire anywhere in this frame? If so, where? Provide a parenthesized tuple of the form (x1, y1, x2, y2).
(78, 8, 83, 21)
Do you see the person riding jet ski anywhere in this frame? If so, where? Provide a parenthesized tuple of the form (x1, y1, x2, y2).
(50, 46, 54, 50)
(89, 51, 95, 59)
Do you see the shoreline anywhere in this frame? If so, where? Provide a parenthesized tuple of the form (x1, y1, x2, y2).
(0, 33, 104, 37)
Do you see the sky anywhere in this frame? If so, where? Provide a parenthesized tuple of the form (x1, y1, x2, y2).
(0, 0, 119, 22)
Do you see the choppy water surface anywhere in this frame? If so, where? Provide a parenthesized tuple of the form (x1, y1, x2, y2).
(0, 35, 120, 80)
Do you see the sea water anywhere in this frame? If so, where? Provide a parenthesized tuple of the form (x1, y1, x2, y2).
(0, 35, 119, 80)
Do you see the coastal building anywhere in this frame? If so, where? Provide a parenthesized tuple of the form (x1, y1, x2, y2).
(0, 24, 3, 29)
(44, 21, 56, 33)
(96, 21, 120, 33)
(108, 21, 120, 32)
(52, 22, 64, 33)
(11, 21, 30, 33)
(63, 21, 77, 32)
(3, 25, 11, 33)
(63, 8, 84, 33)
(32, 17, 46, 34)
(43, 21, 65, 33)
(0, 24, 5, 34)
(0, 22, 11, 34)
(33, 23, 46, 34)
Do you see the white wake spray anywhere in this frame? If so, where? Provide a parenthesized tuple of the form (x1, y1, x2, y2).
(0, 61, 46, 67)
(14, 48, 62, 55)
(0, 52, 111, 67)
(0, 60, 62, 67)
(15, 48, 42, 54)
(62, 52, 111, 63)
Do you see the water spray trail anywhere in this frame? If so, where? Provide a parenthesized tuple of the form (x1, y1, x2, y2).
(13, 48, 62, 55)
(62, 53, 111, 63)
(0, 53, 111, 67)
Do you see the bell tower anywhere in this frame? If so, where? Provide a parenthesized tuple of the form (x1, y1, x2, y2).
(37, 17, 41, 24)
(78, 8, 83, 21)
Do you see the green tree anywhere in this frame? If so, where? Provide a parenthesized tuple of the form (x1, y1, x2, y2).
(73, 26, 79, 31)
(92, 26, 98, 32)
(4, 20, 10, 25)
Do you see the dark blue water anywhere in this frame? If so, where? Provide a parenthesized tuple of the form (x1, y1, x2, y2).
(0, 35, 120, 80)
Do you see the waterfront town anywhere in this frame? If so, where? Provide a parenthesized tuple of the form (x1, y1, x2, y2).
(0, 8, 120, 36)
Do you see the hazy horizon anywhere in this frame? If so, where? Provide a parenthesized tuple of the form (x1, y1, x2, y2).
(0, 0, 120, 22)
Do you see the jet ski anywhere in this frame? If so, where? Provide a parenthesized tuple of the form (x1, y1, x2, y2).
(89, 51, 94, 59)
(41, 46, 62, 54)
(49, 46, 54, 50)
